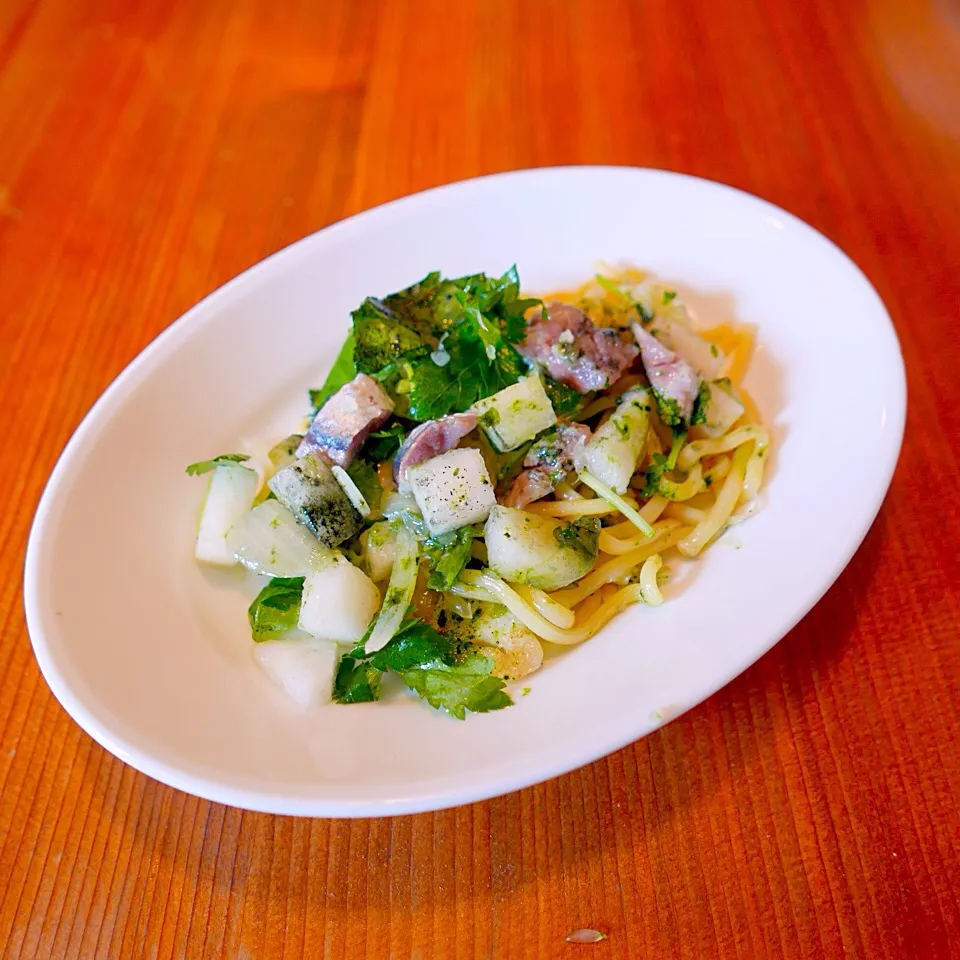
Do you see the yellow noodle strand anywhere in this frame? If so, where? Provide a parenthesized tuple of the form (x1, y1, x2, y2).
(678, 443, 752, 557)
(741, 433, 770, 502)
(460, 571, 646, 646)
(638, 555, 665, 606)
(737, 386, 763, 425)
(551, 525, 693, 607)
(579, 470, 654, 537)
(697, 323, 740, 354)
(662, 503, 706, 525)
(604, 519, 640, 538)
(701, 455, 732, 487)
(573, 590, 605, 622)
(512, 584, 577, 629)
(580, 395, 618, 419)
(526, 497, 623, 518)
(640, 495, 669, 523)
(656, 463, 704, 501)
(677, 425, 768, 472)
(598, 518, 683, 556)
(722, 327, 755, 385)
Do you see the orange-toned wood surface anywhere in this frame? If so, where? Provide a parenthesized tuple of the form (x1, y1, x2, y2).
(2, 0, 959, 956)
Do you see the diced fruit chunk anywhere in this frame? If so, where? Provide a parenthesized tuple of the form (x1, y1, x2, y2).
(253, 636, 338, 709)
(484, 505, 599, 590)
(581, 387, 651, 494)
(297, 561, 381, 642)
(226, 499, 334, 577)
(407, 447, 496, 536)
(361, 521, 396, 582)
(473, 376, 557, 452)
(195, 464, 259, 566)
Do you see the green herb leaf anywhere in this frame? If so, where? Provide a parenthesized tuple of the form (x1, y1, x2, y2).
(651, 391, 684, 428)
(690, 380, 711, 427)
(352, 267, 537, 421)
(399, 651, 513, 720)
(494, 440, 533, 483)
(641, 452, 669, 499)
(309, 333, 356, 412)
(407, 332, 528, 421)
(423, 525, 480, 590)
(666, 430, 686, 469)
(640, 432, 687, 499)
(248, 576, 304, 642)
(553, 517, 601, 558)
(635, 301, 654, 325)
(185, 453, 251, 476)
(345, 459, 383, 513)
(363, 421, 407, 463)
(381, 271, 471, 341)
(541, 376, 586, 417)
(367, 619, 455, 671)
(333, 619, 513, 718)
(332, 654, 383, 702)
(383, 265, 534, 343)
(351, 297, 426, 375)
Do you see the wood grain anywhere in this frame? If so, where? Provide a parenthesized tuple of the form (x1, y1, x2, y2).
(1, 0, 959, 956)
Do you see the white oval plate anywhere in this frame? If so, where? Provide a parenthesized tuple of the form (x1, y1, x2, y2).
(24, 168, 905, 817)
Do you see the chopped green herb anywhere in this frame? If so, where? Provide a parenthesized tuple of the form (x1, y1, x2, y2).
(641, 452, 669, 498)
(542, 376, 586, 417)
(635, 301, 654, 325)
(690, 381, 711, 427)
(407, 333, 528, 421)
(424, 526, 481, 590)
(596, 274, 631, 302)
(333, 619, 512, 719)
(351, 297, 426, 375)
(363, 421, 406, 462)
(553, 517, 601, 558)
(332, 656, 382, 703)
(641, 432, 690, 498)
(478, 407, 501, 428)
(495, 441, 534, 483)
(651, 392, 684, 428)
(248, 576, 304, 642)
(666, 431, 686, 470)
(185, 453, 250, 476)
(399, 654, 512, 719)
(662, 290, 677, 304)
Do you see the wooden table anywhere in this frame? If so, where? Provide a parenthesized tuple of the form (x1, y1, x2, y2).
(2, 0, 959, 956)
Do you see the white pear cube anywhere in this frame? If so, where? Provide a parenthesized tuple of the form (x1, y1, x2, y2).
(253, 636, 338, 709)
(298, 560, 381, 643)
(195, 465, 259, 566)
(581, 387, 651, 494)
(473, 376, 557, 452)
(361, 521, 396, 582)
(406, 447, 496, 536)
